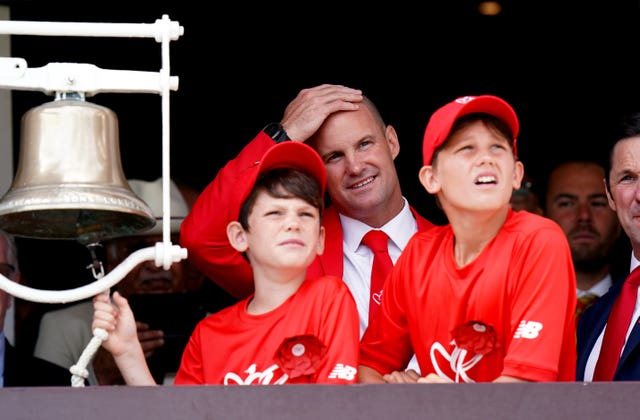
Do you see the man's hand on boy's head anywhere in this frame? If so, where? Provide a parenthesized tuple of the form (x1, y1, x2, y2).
(280, 84, 363, 142)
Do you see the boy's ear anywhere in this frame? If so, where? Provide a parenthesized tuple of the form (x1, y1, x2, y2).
(227, 221, 248, 252)
(316, 226, 326, 256)
(419, 165, 440, 194)
(512, 161, 525, 190)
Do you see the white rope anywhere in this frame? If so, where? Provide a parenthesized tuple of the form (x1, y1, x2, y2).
(69, 270, 110, 388)
(70, 326, 109, 387)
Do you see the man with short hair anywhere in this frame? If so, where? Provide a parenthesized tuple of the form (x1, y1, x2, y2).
(577, 112, 640, 381)
(545, 160, 625, 325)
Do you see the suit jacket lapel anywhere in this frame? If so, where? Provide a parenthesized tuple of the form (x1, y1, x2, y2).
(619, 315, 640, 367)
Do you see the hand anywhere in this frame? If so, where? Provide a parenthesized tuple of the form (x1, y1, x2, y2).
(280, 84, 363, 141)
(92, 291, 159, 386)
(383, 368, 421, 383)
(136, 321, 165, 358)
(92, 291, 139, 357)
(417, 373, 450, 383)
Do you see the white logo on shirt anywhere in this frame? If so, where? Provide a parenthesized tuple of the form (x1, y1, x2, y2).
(429, 342, 484, 383)
(224, 364, 288, 385)
(513, 320, 543, 339)
(328, 364, 357, 380)
(372, 290, 383, 305)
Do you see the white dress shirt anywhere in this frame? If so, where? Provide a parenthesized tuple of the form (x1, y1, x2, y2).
(339, 198, 421, 373)
(577, 274, 612, 299)
(339, 197, 417, 337)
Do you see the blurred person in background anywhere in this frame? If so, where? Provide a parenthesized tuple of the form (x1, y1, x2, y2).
(1, 229, 70, 387)
(544, 160, 627, 327)
(32, 178, 212, 385)
(510, 173, 542, 215)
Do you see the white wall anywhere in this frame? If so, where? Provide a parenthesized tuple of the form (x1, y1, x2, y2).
(0, 5, 15, 345)
(0, 5, 11, 195)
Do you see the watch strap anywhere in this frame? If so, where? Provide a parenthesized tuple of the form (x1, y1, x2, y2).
(263, 122, 290, 143)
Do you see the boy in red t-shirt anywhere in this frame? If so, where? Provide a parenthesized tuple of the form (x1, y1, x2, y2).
(359, 95, 577, 383)
(93, 141, 359, 385)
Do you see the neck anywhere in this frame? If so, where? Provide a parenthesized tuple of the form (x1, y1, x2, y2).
(247, 267, 306, 315)
(340, 194, 405, 229)
(576, 267, 609, 292)
(448, 207, 509, 268)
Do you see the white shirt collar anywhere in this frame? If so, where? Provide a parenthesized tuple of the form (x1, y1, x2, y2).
(339, 197, 416, 253)
(577, 274, 612, 298)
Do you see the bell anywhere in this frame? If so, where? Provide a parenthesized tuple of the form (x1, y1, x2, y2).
(0, 96, 156, 244)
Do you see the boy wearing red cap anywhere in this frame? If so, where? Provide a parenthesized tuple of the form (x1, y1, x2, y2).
(92, 141, 360, 385)
(359, 95, 577, 383)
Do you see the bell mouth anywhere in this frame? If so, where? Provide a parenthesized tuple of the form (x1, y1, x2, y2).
(0, 184, 156, 244)
(0, 98, 158, 244)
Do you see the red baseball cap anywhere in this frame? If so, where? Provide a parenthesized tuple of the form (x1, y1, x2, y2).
(232, 141, 327, 220)
(422, 95, 519, 165)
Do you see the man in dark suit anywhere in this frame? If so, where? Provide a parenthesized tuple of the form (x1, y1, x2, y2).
(0, 229, 70, 387)
(577, 112, 640, 381)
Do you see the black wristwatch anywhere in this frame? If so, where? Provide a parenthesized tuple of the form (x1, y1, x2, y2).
(263, 122, 290, 143)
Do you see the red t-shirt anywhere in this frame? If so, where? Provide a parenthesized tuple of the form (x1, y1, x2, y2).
(360, 209, 577, 382)
(175, 275, 359, 385)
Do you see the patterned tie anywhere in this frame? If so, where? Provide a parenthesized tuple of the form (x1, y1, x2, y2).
(575, 293, 599, 328)
(362, 230, 393, 324)
(592, 267, 640, 381)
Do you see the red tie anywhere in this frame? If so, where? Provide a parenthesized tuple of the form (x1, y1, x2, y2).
(362, 230, 393, 324)
(593, 267, 640, 381)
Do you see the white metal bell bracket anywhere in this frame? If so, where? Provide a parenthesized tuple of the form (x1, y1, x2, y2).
(0, 15, 187, 304)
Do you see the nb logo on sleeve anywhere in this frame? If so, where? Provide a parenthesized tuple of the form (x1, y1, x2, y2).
(328, 364, 357, 380)
(513, 320, 543, 339)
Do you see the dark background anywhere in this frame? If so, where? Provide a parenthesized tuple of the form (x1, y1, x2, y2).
(7, 1, 640, 215)
(3, 1, 640, 345)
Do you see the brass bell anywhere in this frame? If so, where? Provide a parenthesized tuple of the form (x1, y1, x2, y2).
(0, 95, 156, 244)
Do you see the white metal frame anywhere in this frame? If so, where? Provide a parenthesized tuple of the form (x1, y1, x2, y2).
(0, 15, 186, 304)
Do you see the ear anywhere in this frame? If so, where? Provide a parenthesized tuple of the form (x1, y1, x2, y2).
(316, 226, 326, 256)
(605, 178, 617, 211)
(512, 161, 525, 190)
(419, 165, 440, 194)
(227, 221, 249, 252)
(385, 125, 400, 160)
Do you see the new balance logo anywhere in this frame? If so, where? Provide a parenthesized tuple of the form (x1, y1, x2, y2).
(513, 320, 543, 339)
(328, 364, 357, 380)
